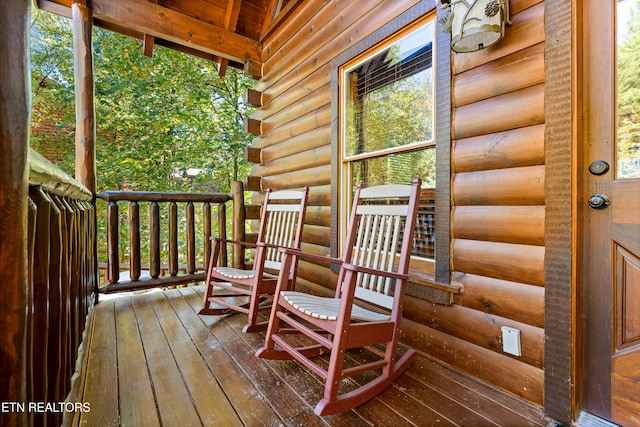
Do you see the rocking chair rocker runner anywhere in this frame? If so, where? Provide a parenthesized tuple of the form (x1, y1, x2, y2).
(199, 187, 309, 333)
(256, 179, 422, 415)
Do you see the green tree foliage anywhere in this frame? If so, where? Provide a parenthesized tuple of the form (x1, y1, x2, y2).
(29, 7, 254, 194)
(30, 8, 255, 271)
(30, 9, 77, 170)
(618, 0, 640, 177)
(345, 47, 436, 189)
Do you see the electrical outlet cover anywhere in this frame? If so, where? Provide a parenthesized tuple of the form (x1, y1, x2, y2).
(501, 326, 521, 356)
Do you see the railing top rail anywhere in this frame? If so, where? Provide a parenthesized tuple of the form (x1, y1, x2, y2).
(97, 190, 232, 203)
(29, 149, 93, 201)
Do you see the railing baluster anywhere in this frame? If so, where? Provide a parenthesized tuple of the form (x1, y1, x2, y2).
(129, 201, 141, 281)
(70, 200, 81, 350)
(61, 198, 77, 361)
(186, 201, 195, 274)
(47, 194, 63, 409)
(51, 195, 70, 399)
(169, 201, 178, 276)
(218, 202, 228, 267)
(26, 197, 36, 413)
(30, 187, 51, 427)
(203, 202, 212, 271)
(107, 201, 119, 284)
(80, 201, 89, 317)
(150, 201, 161, 279)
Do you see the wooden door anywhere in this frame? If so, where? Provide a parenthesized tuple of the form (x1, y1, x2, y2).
(582, 0, 640, 425)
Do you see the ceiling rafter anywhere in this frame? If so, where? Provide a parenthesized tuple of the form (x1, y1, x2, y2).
(218, 0, 243, 76)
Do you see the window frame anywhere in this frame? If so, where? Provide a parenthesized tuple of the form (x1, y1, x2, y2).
(330, 1, 451, 290)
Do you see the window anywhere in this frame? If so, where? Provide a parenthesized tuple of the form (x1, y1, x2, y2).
(339, 17, 437, 273)
(332, 4, 452, 295)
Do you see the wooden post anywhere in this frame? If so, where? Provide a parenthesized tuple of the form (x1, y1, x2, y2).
(231, 181, 246, 269)
(0, 1, 30, 425)
(72, 1, 99, 305)
(72, 1, 96, 194)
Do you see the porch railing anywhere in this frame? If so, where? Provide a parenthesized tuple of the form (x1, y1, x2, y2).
(28, 149, 96, 427)
(96, 190, 233, 293)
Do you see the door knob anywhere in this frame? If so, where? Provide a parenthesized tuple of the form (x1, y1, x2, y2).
(588, 194, 611, 209)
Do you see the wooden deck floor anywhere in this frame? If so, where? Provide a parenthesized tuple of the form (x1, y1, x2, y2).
(73, 285, 550, 426)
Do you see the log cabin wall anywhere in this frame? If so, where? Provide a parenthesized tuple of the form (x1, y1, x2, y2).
(247, 0, 546, 408)
(445, 0, 546, 406)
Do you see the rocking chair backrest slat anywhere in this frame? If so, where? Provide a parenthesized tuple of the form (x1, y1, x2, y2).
(344, 181, 420, 310)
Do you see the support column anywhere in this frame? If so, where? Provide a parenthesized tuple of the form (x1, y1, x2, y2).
(0, 0, 30, 425)
(72, 1, 96, 194)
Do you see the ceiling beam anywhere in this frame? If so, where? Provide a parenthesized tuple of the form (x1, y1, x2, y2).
(89, 0, 261, 63)
(36, 0, 72, 19)
(218, 0, 243, 76)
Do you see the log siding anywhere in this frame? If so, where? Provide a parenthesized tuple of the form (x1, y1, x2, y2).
(444, 0, 547, 405)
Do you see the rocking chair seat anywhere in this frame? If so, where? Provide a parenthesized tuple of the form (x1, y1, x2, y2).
(281, 291, 390, 322)
(214, 266, 278, 281)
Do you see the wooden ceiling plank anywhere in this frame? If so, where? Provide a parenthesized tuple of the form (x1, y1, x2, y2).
(261, 0, 279, 35)
(224, 0, 243, 28)
(260, 0, 302, 42)
(90, 0, 261, 63)
(218, 0, 243, 76)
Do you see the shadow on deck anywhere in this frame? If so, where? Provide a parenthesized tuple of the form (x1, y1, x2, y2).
(69, 285, 549, 426)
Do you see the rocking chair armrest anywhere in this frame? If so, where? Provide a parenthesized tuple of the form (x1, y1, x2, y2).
(278, 247, 344, 265)
(212, 236, 258, 249)
(342, 262, 409, 281)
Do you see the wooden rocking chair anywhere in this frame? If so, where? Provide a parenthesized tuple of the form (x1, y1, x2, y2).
(256, 179, 421, 415)
(199, 187, 309, 333)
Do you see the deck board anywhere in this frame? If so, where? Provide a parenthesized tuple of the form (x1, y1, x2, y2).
(114, 297, 161, 427)
(166, 288, 279, 426)
(131, 293, 203, 426)
(80, 300, 119, 426)
(148, 291, 243, 426)
(180, 287, 328, 427)
(214, 291, 372, 427)
(76, 285, 550, 426)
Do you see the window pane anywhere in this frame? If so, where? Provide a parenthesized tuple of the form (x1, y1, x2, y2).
(350, 149, 436, 260)
(345, 23, 434, 158)
(350, 149, 435, 189)
(617, 0, 640, 179)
